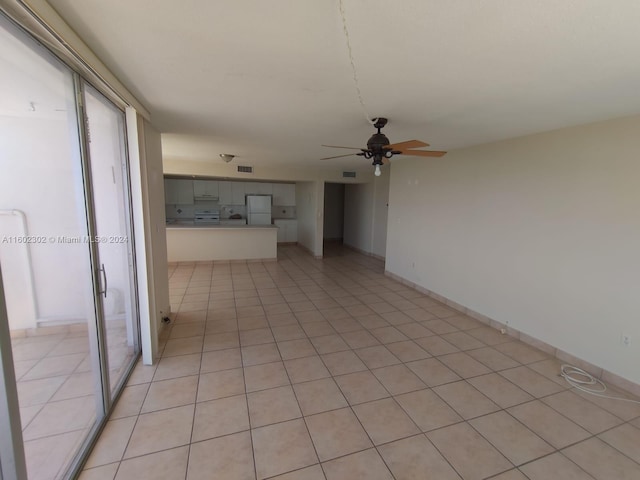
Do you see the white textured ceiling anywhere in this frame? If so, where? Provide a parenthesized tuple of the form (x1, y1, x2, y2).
(47, 0, 640, 168)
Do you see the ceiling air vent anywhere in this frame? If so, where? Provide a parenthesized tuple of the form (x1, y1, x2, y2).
(342, 171, 356, 178)
(236, 165, 253, 174)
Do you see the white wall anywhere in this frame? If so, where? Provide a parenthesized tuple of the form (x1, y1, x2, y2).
(131, 115, 170, 363)
(163, 156, 369, 184)
(295, 181, 323, 257)
(323, 183, 344, 240)
(386, 115, 640, 384)
(344, 182, 373, 253)
(372, 172, 390, 258)
(142, 119, 170, 328)
(343, 174, 390, 258)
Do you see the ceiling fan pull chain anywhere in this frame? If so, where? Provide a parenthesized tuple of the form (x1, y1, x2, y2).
(338, 0, 375, 125)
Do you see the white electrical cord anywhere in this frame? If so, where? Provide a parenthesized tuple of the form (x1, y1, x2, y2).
(560, 364, 640, 404)
(338, 0, 376, 125)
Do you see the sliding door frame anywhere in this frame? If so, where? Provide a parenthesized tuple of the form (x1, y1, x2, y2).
(73, 76, 113, 416)
(78, 79, 142, 404)
(0, 268, 27, 480)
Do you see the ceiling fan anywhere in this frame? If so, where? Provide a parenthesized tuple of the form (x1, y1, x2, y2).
(321, 118, 446, 176)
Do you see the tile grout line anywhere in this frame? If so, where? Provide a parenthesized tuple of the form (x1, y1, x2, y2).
(233, 264, 260, 480)
(87, 247, 640, 478)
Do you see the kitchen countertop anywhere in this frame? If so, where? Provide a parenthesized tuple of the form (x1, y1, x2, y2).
(166, 223, 277, 229)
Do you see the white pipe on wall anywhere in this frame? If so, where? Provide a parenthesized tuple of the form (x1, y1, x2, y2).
(0, 209, 39, 329)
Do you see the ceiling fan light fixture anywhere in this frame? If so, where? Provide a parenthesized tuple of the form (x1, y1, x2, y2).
(372, 153, 384, 176)
(219, 153, 235, 163)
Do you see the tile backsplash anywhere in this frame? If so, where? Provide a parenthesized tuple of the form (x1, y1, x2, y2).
(165, 203, 293, 219)
(166, 204, 197, 219)
(220, 205, 247, 219)
(272, 206, 296, 219)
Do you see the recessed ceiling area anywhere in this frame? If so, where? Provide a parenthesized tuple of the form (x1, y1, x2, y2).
(47, 0, 640, 167)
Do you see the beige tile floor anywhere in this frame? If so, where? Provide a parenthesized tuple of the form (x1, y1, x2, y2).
(81, 244, 640, 480)
(12, 319, 135, 480)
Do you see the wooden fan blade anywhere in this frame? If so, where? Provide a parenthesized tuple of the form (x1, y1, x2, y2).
(387, 140, 429, 150)
(399, 150, 447, 157)
(320, 153, 358, 160)
(322, 144, 362, 150)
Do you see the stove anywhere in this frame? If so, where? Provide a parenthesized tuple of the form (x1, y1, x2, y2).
(194, 209, 220, 224)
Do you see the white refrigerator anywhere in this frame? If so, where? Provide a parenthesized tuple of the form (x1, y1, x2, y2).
(247, 195, 272, 225)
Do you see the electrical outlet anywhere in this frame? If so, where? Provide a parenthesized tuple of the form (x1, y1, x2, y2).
(621, 334, 631, 347)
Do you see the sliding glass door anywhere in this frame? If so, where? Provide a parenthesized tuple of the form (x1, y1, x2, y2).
(0, 13, 140, 480)
(82, 84, 139, 398)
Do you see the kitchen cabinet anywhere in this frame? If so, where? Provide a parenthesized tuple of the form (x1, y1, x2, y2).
(255, 182, 273, 195)
(244, 181, 273, 195)
(274, 219, 297, 243)
(272, 183, 296, 205)
(218, 181, 232, 204)
(193, 180, 219, 199)
(243, 182, 259, 195)
(231, 182, 246, 205)
(164, 178, 194, 204)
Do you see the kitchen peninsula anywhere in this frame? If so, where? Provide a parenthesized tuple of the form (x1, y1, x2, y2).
(166, 223, 277, 262)
(164, 177, 296, 262)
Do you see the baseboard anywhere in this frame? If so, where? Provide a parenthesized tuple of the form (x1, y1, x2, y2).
(297, 243, 322, 259)
(343, 243, 386, 261)
(185, 257, 278, 264)
(384, 270, 640, 398)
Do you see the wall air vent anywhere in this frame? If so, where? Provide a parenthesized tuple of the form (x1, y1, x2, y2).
(237, 165, 253, 174)
(342, 171, 356, 178)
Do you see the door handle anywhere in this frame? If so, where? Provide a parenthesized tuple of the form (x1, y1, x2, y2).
(99, 263, 108, 298)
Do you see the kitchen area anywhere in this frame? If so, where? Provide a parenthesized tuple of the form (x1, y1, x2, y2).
(164, 177, 297, 262)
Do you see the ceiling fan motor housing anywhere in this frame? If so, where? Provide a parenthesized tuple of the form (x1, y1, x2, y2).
(367, 132, 390, 151)
(367, 118, 392, 165)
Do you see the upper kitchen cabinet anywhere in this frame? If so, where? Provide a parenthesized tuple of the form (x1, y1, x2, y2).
(255, 182, 273, 195)
(193, 179, 219, 200)
(243, 182, 259, 195)
(218, 181, 232, 204)
(165, 178, 194, 204)
(272, 183, 296, 205)
(231, 181, 246, 205)
(243, 181, 272, 195)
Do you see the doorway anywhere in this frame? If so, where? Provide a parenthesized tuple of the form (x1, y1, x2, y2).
(323, 183, 345, 247)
